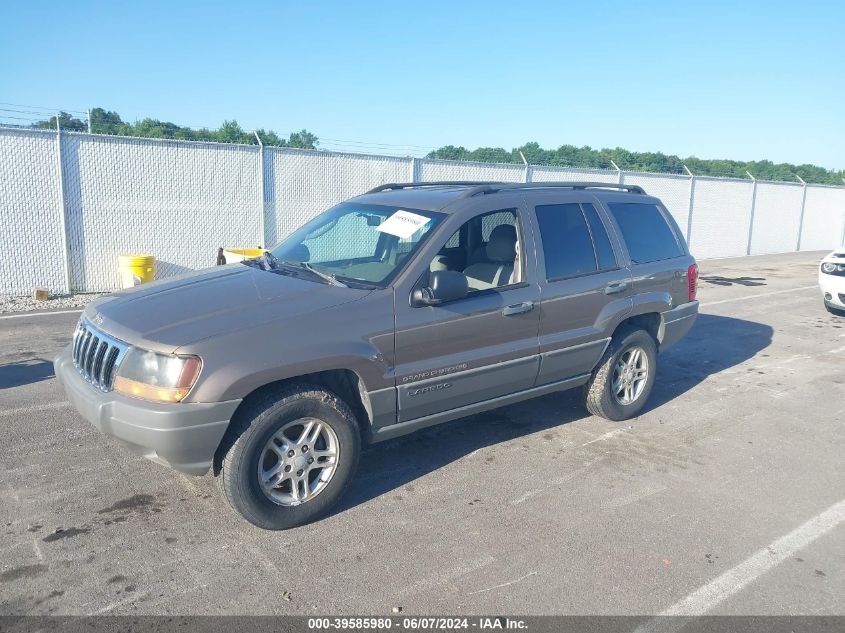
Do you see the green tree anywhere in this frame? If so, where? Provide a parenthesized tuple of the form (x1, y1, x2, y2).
(33, 111, 87, 131)
(286, 129, 318, 149)
(32, 106, 319, 150)
(425, 141, 843, 185)
(426, 145, 470, 161)
(89, 108, 124, 134)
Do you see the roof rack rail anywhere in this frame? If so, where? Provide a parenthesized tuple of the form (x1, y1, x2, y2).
(459, 181, 646, 198)
(365, 181, 505, 194)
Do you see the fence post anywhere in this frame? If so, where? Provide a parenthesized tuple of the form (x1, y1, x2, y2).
(409, 157, 420, 182)
(610, 159, 623, 185)
(54, 115, 72, 294)
(795, 175, 807, 251)
(254, 131, 265, 247)
(842, 179, 845, 246)
(683, 164, 696, 247)
(518, 151, 530, 183)
(745, 171, 758, 255)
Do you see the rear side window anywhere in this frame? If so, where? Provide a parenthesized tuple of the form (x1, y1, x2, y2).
(607, 202, 683, 263)
(535, 203, 597, 279)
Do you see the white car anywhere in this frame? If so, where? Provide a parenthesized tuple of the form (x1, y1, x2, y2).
(820, 249, 845, 314)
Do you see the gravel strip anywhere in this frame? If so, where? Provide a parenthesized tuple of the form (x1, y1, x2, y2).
(0, 292, 108, 314)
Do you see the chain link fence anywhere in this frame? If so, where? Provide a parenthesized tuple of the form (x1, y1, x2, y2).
(1, 126, 843, 295)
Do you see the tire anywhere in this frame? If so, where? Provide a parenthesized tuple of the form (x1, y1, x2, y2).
(216, 383, 360, 530)
(584, 326, 658, 421)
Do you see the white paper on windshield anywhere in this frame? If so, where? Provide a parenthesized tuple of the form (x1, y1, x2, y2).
(376, 210, 431, 239)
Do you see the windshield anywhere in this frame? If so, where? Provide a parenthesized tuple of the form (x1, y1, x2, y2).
(269, 202, 444, 287)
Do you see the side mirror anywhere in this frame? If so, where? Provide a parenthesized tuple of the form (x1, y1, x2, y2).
(412, 270, 469, 306)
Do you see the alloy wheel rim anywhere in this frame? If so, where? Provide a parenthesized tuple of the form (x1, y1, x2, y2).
(611, 346, 649, 406)
(257, 417, 339, 506)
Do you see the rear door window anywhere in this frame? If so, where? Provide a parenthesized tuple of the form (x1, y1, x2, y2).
(535, 203, 597, 280)
(607, 202, 683, 263)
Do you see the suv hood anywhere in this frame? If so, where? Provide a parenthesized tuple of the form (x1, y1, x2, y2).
(84, 264, 371, 352)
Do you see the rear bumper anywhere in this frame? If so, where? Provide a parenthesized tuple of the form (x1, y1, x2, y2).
(54, 346, 241, 475)
(659, 300, 699, 352)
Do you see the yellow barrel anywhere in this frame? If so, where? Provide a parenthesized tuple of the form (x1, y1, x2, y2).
(222, 248, 265, 264)
(118, 254, 156, 288)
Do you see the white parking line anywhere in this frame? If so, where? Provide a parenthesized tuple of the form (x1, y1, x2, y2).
(637, 497, 845, 632)
(702, 285, 817, 306)
(0, 309, 83, 320)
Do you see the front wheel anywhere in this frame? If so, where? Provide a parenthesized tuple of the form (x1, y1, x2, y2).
(217, 384, 360, 530)
(584, 326, 658, 421)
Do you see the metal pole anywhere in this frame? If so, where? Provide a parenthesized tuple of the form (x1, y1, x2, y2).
(610, 159, 622, 185)
(795, 174, 807, 251)
(518, 151, 529, 183)
(835, 179, 845, 247)
(87, 109, 92, 133)
(55, 115, 72, 293)
(745, 171, 757, 255)
(684, 164, 695, 246)
(254, 131, 265, 248)
(409, 157, 419, 182)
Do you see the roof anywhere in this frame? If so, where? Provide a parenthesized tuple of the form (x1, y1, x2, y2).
(352, 185, 472, 212)
(352, 181, 650, 212)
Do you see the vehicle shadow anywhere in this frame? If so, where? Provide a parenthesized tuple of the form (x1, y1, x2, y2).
(332, 313, 773, 515)
(0, 359, 56, 389)
(700, 275, 766, 287)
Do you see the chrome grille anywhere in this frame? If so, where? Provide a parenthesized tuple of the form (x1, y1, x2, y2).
(71, 320, 129, 391)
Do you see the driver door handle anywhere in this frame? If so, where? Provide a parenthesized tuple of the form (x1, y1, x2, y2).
(502, 301, 534, 316)
(604, 281, 628, 295)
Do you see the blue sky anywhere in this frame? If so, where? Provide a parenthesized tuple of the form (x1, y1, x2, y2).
(2, 0, 843, 168)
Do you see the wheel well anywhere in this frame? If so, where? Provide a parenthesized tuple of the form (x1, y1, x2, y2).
(212, 369, 372, 475)
(617, 312, 661, 344)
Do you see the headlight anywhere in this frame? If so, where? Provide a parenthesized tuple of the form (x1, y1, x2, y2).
(113, 347, 202, 403)
(821, 262, 845, 274)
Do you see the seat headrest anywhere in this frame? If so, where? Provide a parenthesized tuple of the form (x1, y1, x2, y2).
(486, 226, 517, 263)
(489, 224, 517, 243)
(430, 254, 450, 272)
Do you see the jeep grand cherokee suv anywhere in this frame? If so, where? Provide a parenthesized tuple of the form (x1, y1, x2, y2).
(55, 181, 699, 529)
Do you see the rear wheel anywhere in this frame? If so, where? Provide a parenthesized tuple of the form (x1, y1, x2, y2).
(217, 384, 360, 530)
(584, 326, 657, 421)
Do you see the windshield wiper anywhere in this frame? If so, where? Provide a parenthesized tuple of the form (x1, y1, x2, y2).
(259, 251, 281, 271)
(259, 255, 348, 288)
(300, 262, 347, 287)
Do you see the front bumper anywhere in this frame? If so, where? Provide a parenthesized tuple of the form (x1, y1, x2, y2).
(54, 345, 241, 475)
(819, 273, 845, 309)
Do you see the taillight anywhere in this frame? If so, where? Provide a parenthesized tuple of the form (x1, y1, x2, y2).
(687, 263, 699, 302)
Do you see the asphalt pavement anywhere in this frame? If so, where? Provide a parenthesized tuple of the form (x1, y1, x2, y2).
(1, 251, 842, 616)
